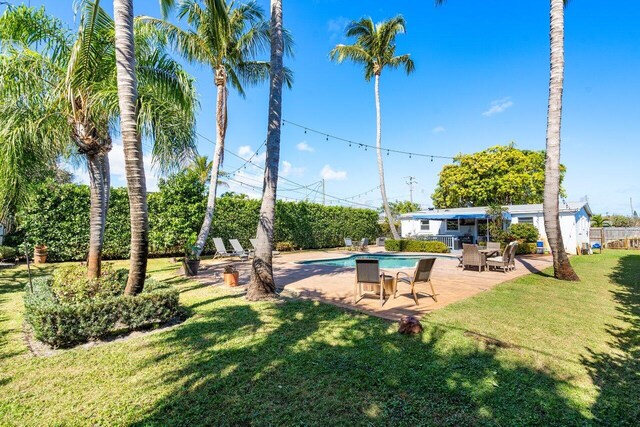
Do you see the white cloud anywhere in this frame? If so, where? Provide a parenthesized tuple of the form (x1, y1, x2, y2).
(280, 160, 305, 178)
(432, 126, 446, 134)
(320, 164, 347, 181)
(327, 17, 349, 40)
(296, 141, 314, 152)
(482, 97, 514, 117)
(238, 145, 253, 158)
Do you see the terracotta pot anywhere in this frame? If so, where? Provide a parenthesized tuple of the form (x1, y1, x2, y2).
(33, 245, 48, 264)
(223, 271, 239, 287)
(183, 259, 200, 276)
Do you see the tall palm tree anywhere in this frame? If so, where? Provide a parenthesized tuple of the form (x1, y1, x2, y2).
(113, 0, 150, 294)
(149, 0, 292, 258)
(543, 0, 578, 280)
(0, 3, 197, 280)
(246, 0, 284, 301)
(188, 155, 230, 187)
(330, 16, 414, 240)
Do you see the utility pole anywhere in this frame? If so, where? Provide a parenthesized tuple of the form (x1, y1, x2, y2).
(405, 176, 417, 203)
(322, 179, 325, 206)
(631, 197, 634, 217)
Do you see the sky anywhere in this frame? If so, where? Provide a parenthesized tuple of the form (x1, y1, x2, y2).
(17, 0, 640, 215)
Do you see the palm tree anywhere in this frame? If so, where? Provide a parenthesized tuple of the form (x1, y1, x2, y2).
(543, 0, 578, 280)
(0, 3, 197, 280)
(246, 0, 284, 301)
(149, 0, 292, 258)
(330, 16, 414, 240)
(591, 214, 605, 228)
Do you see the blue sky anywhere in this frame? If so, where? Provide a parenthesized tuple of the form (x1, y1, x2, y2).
(20, 0, 640, 215)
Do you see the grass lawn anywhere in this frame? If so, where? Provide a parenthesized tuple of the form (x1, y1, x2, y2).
(0, 252, 638, 425)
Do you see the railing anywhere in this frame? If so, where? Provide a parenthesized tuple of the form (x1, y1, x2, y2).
(419, 234, 456, 250)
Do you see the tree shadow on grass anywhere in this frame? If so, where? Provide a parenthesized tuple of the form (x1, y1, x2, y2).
(583, 254, 640, 425)
(130, 298, 589, 426)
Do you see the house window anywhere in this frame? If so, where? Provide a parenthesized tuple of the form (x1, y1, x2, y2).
(446, 219, 459, 231)
(420, 220, 430, 231)
(519, 217, 534, 224)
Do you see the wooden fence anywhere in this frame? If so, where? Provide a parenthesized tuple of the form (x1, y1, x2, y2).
(590, 227, 640, 249)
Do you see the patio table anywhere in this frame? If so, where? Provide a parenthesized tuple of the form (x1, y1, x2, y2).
(479, 249, 500, 258)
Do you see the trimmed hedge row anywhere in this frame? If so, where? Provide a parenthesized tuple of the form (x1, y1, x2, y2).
(385, 239, 450, 253)
(14, 173, 382, 261)
(24, 277, 179, 347)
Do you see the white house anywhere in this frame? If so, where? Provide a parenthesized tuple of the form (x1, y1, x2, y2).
(399, 202, 592, 255)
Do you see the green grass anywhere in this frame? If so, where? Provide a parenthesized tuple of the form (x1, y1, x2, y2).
(0, 252, 638, 425)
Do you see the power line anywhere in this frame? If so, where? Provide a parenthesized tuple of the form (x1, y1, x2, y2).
(282, 119, 455, 161)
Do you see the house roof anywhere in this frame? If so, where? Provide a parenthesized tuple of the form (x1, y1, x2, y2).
(400, 202, 591, 220)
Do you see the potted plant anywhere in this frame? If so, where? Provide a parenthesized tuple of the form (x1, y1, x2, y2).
(223, 264, 239, 286)
(182, 235, 200, 276)
(33, 244, 48, 264)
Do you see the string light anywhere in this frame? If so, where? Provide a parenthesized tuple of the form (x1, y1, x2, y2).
(282, 119, 454, 161)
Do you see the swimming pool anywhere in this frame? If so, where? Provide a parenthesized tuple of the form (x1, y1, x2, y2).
(298, 254, 451, 269)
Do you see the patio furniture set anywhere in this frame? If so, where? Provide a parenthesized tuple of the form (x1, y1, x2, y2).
(354, 257, 437, 307)
(344, 237, 369, 251)
(458, 241, 518, 273)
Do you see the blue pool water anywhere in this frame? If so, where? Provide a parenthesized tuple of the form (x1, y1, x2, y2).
(298, 254, 451, 269)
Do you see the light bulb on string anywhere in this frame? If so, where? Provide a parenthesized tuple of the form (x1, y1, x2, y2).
(431, 156, 433, 162)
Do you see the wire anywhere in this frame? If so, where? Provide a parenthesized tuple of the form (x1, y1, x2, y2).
(282, 119, 455, 161)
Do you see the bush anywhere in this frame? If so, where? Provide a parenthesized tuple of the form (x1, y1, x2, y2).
(516, 243, 537, 255)
(384, 239, 450, 253)
(16, 179, 382, 261)
(0, 245, 17, 261)
(51, 264, 127, 303)
(275, 241, 295, 252)
(24, 274, 179, 348)
(509, 223, 539, 243)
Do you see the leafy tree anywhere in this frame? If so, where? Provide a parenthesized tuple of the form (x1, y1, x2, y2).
(486, 205, 510, 242)
(247, 0, 286, 301)
(148, 0, 292, 258)
(432, 145, 564, 208)
(385, 200, 420, 217)
(330, 16, 415, 240)
(607, 215, 632, 228)
(0, 3, 197, 280)
(509, 223, 539, 243)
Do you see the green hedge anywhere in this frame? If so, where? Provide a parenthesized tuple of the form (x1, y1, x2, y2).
(516, 242, 538, 255)
(24, 277, 179, 348)
(0, 246, 17, 261)
(384, 239, 450, 253)
(13, 173, 381, 261)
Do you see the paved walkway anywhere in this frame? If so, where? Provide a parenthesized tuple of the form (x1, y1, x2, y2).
(195, 248, 553, 321)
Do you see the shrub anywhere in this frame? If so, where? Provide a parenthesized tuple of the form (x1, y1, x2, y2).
(509, 223, 539, 243)
(275, 241, 295, 252)
(384, 239, 450, 253)
(16, 180, 382, 261)
(51, 264, 127, 303)
(516, 243, 537, 255)
(0, 245, 17, 261)
(24, 274, 179, 348)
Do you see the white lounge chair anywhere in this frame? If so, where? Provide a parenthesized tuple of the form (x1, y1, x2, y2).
(249, 239, 280, 256)
(212, 238, 241, 259)
(229, 239, 251, 258)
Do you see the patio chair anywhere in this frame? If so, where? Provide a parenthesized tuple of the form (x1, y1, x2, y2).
(213, 238, 234, 259)
(508, 241, 518, 270)
(486, 241, 501, 256)
(395, 258, 437, 305)
(344, 237, 355, 251)
(354, 259, 393, 306)
(249, 239, 281, 256)
(462, 243, 487, 273)
(229, 239, 251, 258)
(360, 238, 369, 251)
(486, 242, 513, 272)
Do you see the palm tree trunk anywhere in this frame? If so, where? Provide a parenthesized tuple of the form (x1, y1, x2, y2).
(375, 74, 400, 240)
(195, 66, 227, 256)
(247, 0, 283, 301)
(114, 0, 149, 295)
(86, 149, 110, 279)
(543, 0, 579, 281)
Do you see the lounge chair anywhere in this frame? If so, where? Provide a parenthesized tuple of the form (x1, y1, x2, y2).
(359, 238, 369, 251)
(249, 239, 281, 256)
(229, 239, 251, 258)
(395, 258, 437, 305)
(487, 241, 518, 272)
(344, 237, 355, 251)
(462, 243, 487, 272)
(354, 259, 393, 306)
(212, 238, 234, 258)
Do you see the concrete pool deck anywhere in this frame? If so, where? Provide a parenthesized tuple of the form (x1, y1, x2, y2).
(195, 248, 554, 321)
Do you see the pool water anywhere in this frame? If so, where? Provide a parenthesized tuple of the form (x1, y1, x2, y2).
(298, 254, 451, 269)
